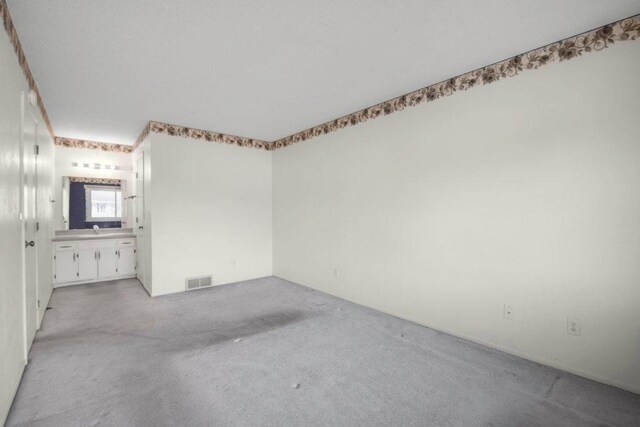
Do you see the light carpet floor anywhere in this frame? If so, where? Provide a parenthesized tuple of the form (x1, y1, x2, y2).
(7, 277, 640, 426)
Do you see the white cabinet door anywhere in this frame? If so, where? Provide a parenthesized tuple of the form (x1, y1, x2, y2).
(118, 247, 136, 276)
(98, 248, 118, 278)
(77, 249, 98, 281)
(54, 251, 78, 283)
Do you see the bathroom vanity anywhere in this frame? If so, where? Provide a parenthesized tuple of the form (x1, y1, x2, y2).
(52, 229, 137, 287)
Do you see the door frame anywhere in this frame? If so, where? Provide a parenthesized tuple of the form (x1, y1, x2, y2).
(20, 91, 40, 360)
(134, 152, 146, 290)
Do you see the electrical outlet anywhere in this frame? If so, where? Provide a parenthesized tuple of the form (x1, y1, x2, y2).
(567, 318, 581, 336)
(333, 268, 338, 279)
(503, 304, 514, 320)
(231, 258, 237, 267)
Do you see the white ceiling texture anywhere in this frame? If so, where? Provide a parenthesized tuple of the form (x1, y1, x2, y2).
(7, 0, 640, 145)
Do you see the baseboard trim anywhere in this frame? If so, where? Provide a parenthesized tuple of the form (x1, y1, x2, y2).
(53, 275, 137, 288)
(275, 275, 640, 395)
(412, 319, 640, 395)
(1, 361, 26, 426)
(3, 287, 54, 424)
(36, 290, 51, 329)
(141, 280, 152, 297)
(150, 275, 274, 297)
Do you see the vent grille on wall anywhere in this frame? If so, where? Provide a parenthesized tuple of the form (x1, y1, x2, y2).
(185, 275, 213, 291)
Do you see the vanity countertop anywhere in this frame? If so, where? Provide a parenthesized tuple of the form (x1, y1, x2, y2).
(52, 229, 136, 242)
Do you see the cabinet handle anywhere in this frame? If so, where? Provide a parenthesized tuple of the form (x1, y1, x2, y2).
(98, 251, 101, 260)
(73, 253, 76, 261)
(95, 251, 97, 260)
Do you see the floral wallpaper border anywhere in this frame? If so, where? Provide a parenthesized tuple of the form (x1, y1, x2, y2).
(4, 3, 639, 153)
(0, 0, 55, 140)
(133, 15, 640, 152)
(55, 137, 134, 153)
(144, 121, 274, 150)
(69, 176, 122, 185)
(132, 122, 151, 149)
(272, 14, 640, 149)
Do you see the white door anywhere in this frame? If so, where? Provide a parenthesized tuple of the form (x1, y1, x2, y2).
(98, 248, 118, 278)
(77, 249, 98, 281)
(54, 251, 78, 284)
(135, 154, 146, 286)
(118, 247, 136, 276)
(22, 99, 38, 351)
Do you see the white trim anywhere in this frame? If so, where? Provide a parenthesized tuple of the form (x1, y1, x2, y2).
(275, 276, 640, 395)
(53, 274, 137, 288)
(37, 281, 52, 331)
(140, 280, 152, 297)
(20, 91, 41, 361)
(0, 362, 26, 426)
(19, 91, 27, 364)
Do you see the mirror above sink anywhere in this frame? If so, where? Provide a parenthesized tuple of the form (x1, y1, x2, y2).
(59, 176, 132, 230)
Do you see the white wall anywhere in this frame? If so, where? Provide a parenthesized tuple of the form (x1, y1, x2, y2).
(148, 133, 272, 296)
(273, 41, 640, 393)
(0, 28, 55, 424)
(53, 146, 134, 230)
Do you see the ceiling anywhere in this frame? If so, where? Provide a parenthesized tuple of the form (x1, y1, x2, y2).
(7, 1, 640, 145)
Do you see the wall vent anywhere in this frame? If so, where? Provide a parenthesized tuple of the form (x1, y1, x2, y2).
(185, 275, 213, 291)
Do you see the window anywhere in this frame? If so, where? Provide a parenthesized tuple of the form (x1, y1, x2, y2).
(85, 186, 122, 222)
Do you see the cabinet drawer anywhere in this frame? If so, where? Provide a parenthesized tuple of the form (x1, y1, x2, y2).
(54, 242, 77, 251)
(78, 239, 117, 249)
(117, 239, 136, 248)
